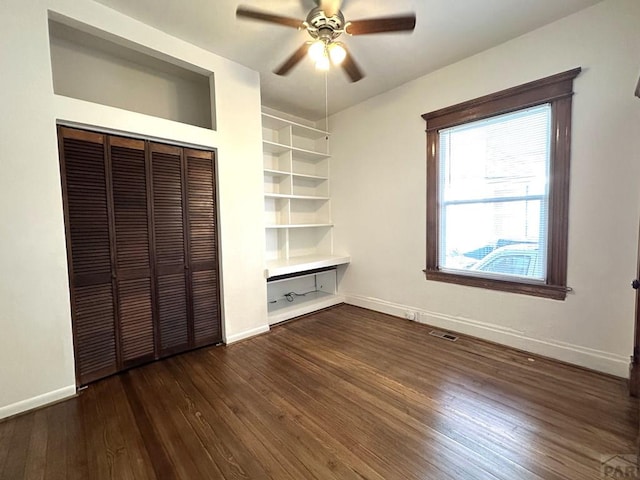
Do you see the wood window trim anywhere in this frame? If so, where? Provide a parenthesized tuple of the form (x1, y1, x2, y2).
(422, 68, 581, 300)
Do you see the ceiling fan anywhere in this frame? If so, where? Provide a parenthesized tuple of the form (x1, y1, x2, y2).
(236, 0, 416, 82)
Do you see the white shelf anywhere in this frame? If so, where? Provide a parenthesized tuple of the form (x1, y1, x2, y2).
(264, 169, 290, 177)
(266, 254, 351, 278)
(264, 169, 327, 181)
(265, 193, 330, 200)
(292, 172, 327, 180)
(266, 224, 333, 229)
(263, 141, 329, 161)
(268, 291, 344, 325)
(262, 141, 291, 155)
(262, 113, 329, 140)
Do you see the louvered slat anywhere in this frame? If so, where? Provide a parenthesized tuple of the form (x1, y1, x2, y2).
(152, 150, 185, 267)
(111, 143, 150, 271)
(185, 150, 221, 346)
(64, 137, 111, 280)
(187, 153, 217, 265)
(71, 273, 116, 381)
(157, 273, 189, 353)
(191, 270, 220, 345)
(118, 278, 154, 363)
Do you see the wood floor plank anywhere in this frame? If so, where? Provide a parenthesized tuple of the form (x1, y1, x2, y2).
(165, 357, 294, 480)
(200, 348, 392, 480)
(130, 365, 224, 480)
(227, 342, 461, 480)
(41, 402, 69, 480)
(302, 307, 635, 443)
(173, 352, 316, 480)
(40, 398, 91, 480)
(78, 377, 156, 480)
(0, 418, 15, 475)
(134, 361, 254, 480)
(0, 304, 637, 480)
(247, 332, 528, 480)
(192, 349, 364, 480)
(282, 307, 634, 478)
(1, 413, 33, 479)
(267, 321, 577, 479)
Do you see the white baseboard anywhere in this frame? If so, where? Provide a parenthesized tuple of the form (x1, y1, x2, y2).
(225, 324, 270, 344)
(0, 385, 77, 420)
(344, 294, 629, 378)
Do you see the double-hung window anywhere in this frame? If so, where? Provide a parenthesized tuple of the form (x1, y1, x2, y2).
(422, 69, 580, 300)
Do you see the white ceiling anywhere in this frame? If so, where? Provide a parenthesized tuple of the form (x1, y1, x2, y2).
(93, 0, 600, 120)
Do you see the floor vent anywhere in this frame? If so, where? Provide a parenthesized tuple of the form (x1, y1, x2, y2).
(429, 330, 458, 342)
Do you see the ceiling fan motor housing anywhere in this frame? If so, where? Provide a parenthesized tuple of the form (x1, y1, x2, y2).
(306, 7, 345, 42)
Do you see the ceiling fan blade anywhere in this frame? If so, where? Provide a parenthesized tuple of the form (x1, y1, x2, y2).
(319, 0, 343, 17)
(236, 6, 305, 29)
(341, 46, 364, 82)
(345, 14, 416, 35)
(274, 43, 311, 76)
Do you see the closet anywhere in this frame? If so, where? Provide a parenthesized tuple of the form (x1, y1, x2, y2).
(58, 126, 221, 386)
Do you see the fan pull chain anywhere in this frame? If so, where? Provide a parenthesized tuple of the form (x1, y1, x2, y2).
(325, 72, 330, 153)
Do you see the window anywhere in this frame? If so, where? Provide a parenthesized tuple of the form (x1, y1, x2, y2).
(422, 68, 581, 300)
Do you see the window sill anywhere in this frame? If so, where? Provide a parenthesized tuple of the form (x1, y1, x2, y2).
(423, 269, 567, 300)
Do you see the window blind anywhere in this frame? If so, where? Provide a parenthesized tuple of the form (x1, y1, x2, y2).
(438, 104, 552, 280)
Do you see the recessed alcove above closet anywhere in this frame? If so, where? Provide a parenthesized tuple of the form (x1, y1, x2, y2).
(48, 19, 214, 129)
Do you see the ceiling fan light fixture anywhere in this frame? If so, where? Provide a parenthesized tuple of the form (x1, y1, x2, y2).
(328, 42, 346, 65)
(315, 54, 330, 71)
(308, 40, 327, 63)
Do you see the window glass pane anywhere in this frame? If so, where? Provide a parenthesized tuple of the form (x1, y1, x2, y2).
(438, 105, 551, 281)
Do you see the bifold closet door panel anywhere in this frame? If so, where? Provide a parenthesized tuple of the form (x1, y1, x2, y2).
(150, 143, 191, 356)
(185, 149, 222, 346)
(109, 136, 155, 366)
(58, 127, 118, 385)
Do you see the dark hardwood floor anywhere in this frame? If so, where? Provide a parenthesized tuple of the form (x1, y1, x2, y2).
(0, 304, 637, 479)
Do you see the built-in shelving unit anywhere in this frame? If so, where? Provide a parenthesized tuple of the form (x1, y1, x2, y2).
(262, 110, 349, 324)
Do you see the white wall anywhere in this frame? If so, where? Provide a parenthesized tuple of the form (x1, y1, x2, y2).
(331, 0, 640, 377)
(0, 0, 268, 419)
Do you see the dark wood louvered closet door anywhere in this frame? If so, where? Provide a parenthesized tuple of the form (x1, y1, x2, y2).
(59, 127, 222, 386)
(59, 128, 118, 385)
(109, 137, 155, 367)
(185, 149, 222, 346)
(149, 143, 191, 357)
